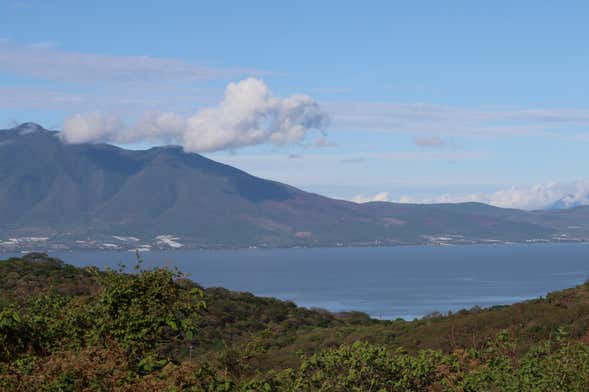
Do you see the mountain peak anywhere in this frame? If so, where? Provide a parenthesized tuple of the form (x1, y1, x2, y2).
(11, 122, 49, 135)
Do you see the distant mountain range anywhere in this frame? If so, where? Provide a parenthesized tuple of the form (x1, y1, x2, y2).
(548, 194, 589, 210)
(2, 123, 589, 251)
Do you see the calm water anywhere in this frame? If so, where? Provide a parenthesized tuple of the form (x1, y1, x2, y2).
(4, 243, 589, 320)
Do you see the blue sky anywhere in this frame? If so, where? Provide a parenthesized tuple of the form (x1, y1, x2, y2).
(2, 1, 589, 209)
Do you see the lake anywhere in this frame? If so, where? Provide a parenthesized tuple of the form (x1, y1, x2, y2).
(3, 243, 589, 320)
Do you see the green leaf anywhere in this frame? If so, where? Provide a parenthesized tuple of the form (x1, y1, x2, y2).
(167, 320, 178, 330)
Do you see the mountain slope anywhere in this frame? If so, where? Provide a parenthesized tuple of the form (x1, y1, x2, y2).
(0, 123, 583, 249)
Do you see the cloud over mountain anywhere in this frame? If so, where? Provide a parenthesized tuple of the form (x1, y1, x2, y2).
(398, 180, 589, 210)
(61, 78, 329, 152)
(352, 192, 390, 203)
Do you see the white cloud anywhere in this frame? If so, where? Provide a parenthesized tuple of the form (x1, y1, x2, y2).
(61, 78, 329, 153)
(182, 78, 329, 152)
(4, 41, 589, 146)
(0, 41, 268, 83)
(328, 102, 589, 138)
(398, 180, 589, 210)
(0, 86, 217, 114)
(352, 192, 390, 203)
(0, 41, 273, 118)
(62, 113, 125, 144)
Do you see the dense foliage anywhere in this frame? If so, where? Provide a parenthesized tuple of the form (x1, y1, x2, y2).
(1, 254, 589, 390)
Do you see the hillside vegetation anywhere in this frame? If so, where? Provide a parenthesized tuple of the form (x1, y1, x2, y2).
(2, 253, 589, 390)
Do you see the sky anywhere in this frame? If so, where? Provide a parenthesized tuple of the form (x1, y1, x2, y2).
(1, 0, 589, 210)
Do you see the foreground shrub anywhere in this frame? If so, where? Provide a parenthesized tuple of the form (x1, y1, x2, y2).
(88, 264, 205, 372)
(0, 261, 205, 376)
(3, 255, 589, 391)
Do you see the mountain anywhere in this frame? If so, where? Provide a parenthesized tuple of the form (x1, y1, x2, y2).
(1, 123, 587, 250)
(547, 194, 589, 210)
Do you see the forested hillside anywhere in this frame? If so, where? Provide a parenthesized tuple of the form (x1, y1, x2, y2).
(2, 253, 589, 390)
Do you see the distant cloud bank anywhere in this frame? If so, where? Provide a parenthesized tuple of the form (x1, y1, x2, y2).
(397, 180, 589, 210)
(62, 78, 330, 152)
(352, 192, 390, 203)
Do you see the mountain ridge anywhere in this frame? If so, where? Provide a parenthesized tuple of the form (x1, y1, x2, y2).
(1, 123, 588, 250)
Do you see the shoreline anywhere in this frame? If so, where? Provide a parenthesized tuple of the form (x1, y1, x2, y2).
(2, 237, 589, 254)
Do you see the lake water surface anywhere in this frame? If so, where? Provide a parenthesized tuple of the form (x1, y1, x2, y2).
(4, 243, 589, 320)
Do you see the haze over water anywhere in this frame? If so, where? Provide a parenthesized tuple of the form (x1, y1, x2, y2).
(7, 243, 589, 320)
